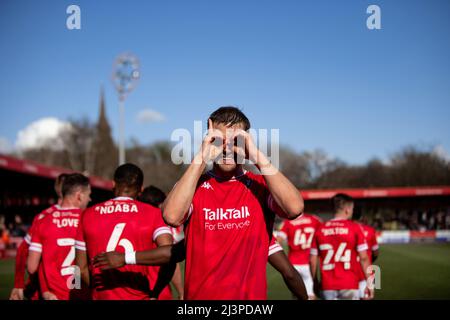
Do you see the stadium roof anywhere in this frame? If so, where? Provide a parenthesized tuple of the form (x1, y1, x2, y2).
(0, 153, 113, 190)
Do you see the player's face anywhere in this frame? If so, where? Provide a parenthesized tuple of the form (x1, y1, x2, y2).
(79, 186, 92, 209)
(211, 122, 246, 174)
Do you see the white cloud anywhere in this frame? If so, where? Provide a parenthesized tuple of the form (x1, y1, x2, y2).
(432, 145, 450, 161)
(15, 117, 71, 151)
(136, 109, 165, 124)
(0, 137, 13, 154)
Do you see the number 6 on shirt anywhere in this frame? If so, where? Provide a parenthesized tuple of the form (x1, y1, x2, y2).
(106, 223, 134, 252)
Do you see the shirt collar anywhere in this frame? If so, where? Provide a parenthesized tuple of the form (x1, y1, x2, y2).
(113, 196, 134, 201)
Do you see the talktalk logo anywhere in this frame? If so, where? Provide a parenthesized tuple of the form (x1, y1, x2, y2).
(203, 206, 250, 221)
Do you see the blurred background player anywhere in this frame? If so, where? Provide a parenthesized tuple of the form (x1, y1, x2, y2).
(27, 173, 91, 300)
(353, 209, 379, 299)
(277, 213, 322, 299)
(9, 173, 68, 300)
(268, 235, 308, 300)
(137, 185, 184, 300)
(310, 193, 374, 300)
(74, 163, 174, 300)
(162, 106, 304, 299)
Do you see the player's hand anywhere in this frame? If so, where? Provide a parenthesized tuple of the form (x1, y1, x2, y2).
(9, 288, 24, 300)
(231, 129, 260, 164)
(42, 291, 58, 300)
(364, 287, 375, 300)
(197, 119, 223, 164)
(232, 129, 276, 174)
(93, 251, 125, 270)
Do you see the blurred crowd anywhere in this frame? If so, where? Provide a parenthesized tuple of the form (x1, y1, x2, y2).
(0, 214, 29, 257)
(367, 209, 450, 231)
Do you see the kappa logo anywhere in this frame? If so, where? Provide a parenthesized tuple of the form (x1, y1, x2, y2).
(201, 181, 213, 190)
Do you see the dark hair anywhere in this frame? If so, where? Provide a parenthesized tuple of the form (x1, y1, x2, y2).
(62, 173, 90, 197)
(332, 193, 354, 212)
(138, 185, 166, 208)
(113, 163, 144, 194)
(54, 173, 69, 197)
(208, 106, 251, 131)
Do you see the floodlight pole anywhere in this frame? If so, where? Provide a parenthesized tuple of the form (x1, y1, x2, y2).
(119, 96, 125, 165)
(112, 53, 140, 166)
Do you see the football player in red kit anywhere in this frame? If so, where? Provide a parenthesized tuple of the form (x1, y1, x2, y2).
(278, 213, 322, 299)
(137, 185, 184, 300)
(310, 194, 374, 300)
(162, 106, 304, 300)
(75, 164, 173, 300)
(27, 173, 91, 300)
(354, 212, 379, 299)
(10, 173, 68, 300)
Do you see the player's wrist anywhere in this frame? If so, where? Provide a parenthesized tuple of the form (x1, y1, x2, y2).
(192, 152, 208, 168)
(125, 251, 137, 265)
(255, 153, 278, 175)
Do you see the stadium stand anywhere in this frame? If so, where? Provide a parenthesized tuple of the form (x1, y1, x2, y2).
(0, 153, 113, 258)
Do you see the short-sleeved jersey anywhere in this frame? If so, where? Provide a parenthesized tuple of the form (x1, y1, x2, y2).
(24, 205, 59, 245)
(356, 223, 379, 281)
(29, 206, 81, 300)
(278, 213, 322, 265)
(17, 205, 58, 299)
(310, 218, 368, 290)
(149, 224, 185, 300)
(183, 170, 288, 300)
(76, 197, 171, 300)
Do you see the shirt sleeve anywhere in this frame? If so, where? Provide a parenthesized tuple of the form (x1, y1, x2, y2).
(268, 236, 283, 257)
(29, 219, 43, 253)
(75, 213, 86, 252)
(355, 224, 369, 252)
(24, 214, 42, 245)
(152, 208, 173, 242)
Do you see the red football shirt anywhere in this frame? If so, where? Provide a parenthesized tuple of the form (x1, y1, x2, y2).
(311, 218, 368, 290)
(29, 206, 81, 300)
(279, 213, 322, 265)
(17, 205, 58, 299)
(76, 197, 171, 300)
(183, 170, 287, 300)
(146, 225, 182, 300)
(356, 223, 379, 281)
(24, 205, 59, 246)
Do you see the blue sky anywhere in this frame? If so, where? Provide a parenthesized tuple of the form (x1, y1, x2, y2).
(0, 0, 449, 164)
